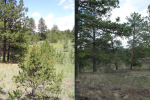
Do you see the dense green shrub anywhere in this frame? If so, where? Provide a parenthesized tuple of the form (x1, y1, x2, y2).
(9, 40, 63, 99)
(56, 51, 66, 64)
(63, 39, 69, 52)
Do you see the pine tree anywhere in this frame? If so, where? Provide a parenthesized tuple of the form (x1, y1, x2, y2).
(25, 17, 39, 44)
(49, 24, 59, 43)
(27, 17, 36, 34)
(51, 24, 59, 33)
(0, 0, 28, 62)
(38, 17, 47, 40)
(126, 12, 144, 70)
(9, 15, 29, 62)
(75, 0, 120, 73)
(141, 5, 150, 48)
(9, 40, 63, 99)
(100, 18, 131, 70)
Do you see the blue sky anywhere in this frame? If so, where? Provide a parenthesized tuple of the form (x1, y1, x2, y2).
(17, 0, 74, 31)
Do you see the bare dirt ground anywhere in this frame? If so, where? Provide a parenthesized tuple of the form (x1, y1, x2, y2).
(76, 69, 150, 100)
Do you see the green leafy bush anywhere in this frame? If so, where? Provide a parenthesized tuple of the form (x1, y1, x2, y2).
(56, 51, 66, 64)
(9, 40, 63, 99)
(63, 39, 69, 52)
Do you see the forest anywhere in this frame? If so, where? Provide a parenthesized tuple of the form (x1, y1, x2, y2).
(0, 0, 74, 99)
(75, 0, 150, 100)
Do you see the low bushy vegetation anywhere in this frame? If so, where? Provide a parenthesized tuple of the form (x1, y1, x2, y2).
(8, 40, 63, 99)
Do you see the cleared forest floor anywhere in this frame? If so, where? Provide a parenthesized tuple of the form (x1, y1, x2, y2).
(76, 65, 150, 100)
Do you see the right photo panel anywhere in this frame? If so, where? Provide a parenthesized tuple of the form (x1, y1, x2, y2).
(75, 0, 150, 100)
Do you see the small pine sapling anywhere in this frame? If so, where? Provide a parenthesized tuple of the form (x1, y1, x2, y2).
(9, 40, 63, 99)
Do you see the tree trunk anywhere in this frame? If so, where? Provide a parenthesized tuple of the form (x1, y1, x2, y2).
(130, 28, 135, 70)
(75, 0, 79, 77)
(93, 26, 96, 72)
(111, 40, 118, 70)
(3, 37, 6, 62)
(75, 1, 79, 99)
(7, 41, 10, 62)
(115, 61, 118, 70)
(93, 56, 96, 72)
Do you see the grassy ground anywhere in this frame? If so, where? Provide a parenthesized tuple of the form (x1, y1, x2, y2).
(53, 40, 74, 100)
(76, 64, 150, 100)
(0, 40, 74, 100)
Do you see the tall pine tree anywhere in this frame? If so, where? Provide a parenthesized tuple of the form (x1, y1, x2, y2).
(38, 17, 47, 40)
(0, 0, 28, 62)
(126, 12, 144, 69)
(75, 0, 120, 73)
(27, 17, 36, 34)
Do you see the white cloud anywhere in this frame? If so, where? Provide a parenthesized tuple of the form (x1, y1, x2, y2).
(110, 1, 136, 23)
(110, 0, 149, 23)
(32, 12, 41, 17)
(116, 36, 128, 47)
(34, 12, 74, 31)
(69, 0, 73, 2)
(56, 11, 74, 31)
(44, 13, 54, 30)
(58, 0, 74, 10)
(34, 19, 39, 32)
(58, 0, 66, 5)
(64, 3, 74, 9)
(140, 8, 148, 17)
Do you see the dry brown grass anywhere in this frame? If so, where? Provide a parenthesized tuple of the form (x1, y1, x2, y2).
(76, 70, 150, 100)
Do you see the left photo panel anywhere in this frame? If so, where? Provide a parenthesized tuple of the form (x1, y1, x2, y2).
(0, 0, 74, 99)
